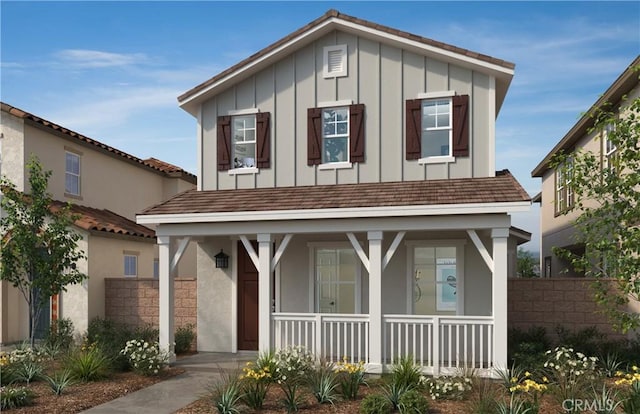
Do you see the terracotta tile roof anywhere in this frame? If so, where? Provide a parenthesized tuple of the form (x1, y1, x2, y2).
(178, 9, 515, 103)
(51, 201, 155, 239)
(1, 102, 196, 184)
(141, 170, 530, 216)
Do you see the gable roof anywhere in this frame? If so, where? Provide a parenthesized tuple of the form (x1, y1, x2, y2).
(178, 9, 515, 116)
(51, 201, 155, 239)
(1, 102, 196, 184)
(139, 170, 530, 222)
(531, 55, 640, 178)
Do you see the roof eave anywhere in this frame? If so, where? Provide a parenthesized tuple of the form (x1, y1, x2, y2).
(532, 55, 640, 178)
(178, 16, 514, 117)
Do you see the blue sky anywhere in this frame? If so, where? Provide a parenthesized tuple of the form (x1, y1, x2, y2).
(1, 1, 639, 251)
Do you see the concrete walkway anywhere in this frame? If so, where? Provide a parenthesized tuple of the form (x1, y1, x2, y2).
(82, 352, 256, 414)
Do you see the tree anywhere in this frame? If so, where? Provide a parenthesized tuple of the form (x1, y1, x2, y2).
(551, 92, 640, 333)
(1, 156, 86, 346)
(516, 248, 538, 278)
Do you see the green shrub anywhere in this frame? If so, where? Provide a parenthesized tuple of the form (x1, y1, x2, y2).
(44, 318, 75, 352)
(555, 326, 605, 358)
(174, 324, 196, 354)
(209, 371, 243, 414)
(335, 357, 366, 400)
(382, 381, 413, 410)
(360, 393, 392, 414)
(398, 389, 429, 413)
(66, 342, 111, 382)
(134, 324, 159, 343)
(508, 326, 550, 370)
(1, 386, 35, 409)
(87, 317, 134, 371)
(44, 369, 76, 395)
(308, 362, 339, 404)
(13, 360, 43, 384)
(390, 356, 422, 390)
(120, 339, 168, 376)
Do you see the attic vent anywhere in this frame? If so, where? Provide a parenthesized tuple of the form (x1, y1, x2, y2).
(323, 45, 347, 78)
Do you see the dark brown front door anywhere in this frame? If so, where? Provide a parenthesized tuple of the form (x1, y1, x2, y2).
(237, 241, 259, 350)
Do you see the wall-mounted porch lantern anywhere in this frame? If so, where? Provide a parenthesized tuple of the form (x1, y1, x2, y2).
(215, 249, 230, 269)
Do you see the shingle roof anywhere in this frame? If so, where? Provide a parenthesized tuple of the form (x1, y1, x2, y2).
(178, 9, 515, 105)
(141, 170, 530, 216)
(51, 201, 155, 239)
(1, 102, 196, 184)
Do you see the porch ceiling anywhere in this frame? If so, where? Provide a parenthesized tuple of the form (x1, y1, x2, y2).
(140, 170, 530, 220)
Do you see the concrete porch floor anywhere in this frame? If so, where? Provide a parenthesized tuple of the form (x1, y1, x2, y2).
(82, 352, 256, 414)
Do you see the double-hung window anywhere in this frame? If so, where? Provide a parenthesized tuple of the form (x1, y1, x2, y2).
(406, 93, 469, 162)
(322, 107, 350, 163)
(421, 99, 452, 158)
(65, 151, 81, 196)
(603, 124, 617, 173)
(124, 254, 138, 277)
(555, 157, 574, 214)
(232, 115, 256, 169)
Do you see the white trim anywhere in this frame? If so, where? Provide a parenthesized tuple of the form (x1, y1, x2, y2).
(418, 156, 455, 165)
(271, 234, 293, 272)
(138, 201, 531, 225)
(318, 161, 353, 170)
(170, 237, 191, 274)
(318, 99, 353, 108)
(488, 76, 496, 175)
(382, 231, 405, 270)
(417, 90, 456, 99)
(308, 247, 315, 313)
(228, 167, 259, 175)
(347, 232, 370, 273)
(196, 107, 203, 191)
(323, 44, 347, 78)
(405, 240, 467, 247)
(231, 239, 238, 353)
(239, 235, 259, 270)
(178, 18, 513, 112)
(227, 108, 260, 116)
(467, 230, 494, 272)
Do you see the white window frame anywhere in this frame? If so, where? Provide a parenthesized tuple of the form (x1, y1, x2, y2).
(65, 151, 81, 196)
(229, 113, 257, 172)
(555, 158, 573, 214)
(419, 97, 453, 162)
(124, 253, 138, 277)
(603, 124, 617, 172)
(405, 240, 465, 315)
(308, 242, 362, 314)
(321, 106, 351, 165)
(323, 44, 347, 78)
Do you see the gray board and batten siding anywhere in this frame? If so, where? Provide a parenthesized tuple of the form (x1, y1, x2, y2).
(200, 30, 495, 191)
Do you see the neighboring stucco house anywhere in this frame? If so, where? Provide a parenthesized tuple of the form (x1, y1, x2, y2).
(531, 55, 640, 278)
(0, 102, 197, 344)
(138, 10, 531, 375)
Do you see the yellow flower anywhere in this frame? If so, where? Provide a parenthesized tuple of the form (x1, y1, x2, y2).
(525, 371, 531, 377)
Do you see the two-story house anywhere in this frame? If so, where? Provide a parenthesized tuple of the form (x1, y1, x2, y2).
(138, 10, 531, 376)
(532, 55, 639, 278)
(0, 103, 197, 344)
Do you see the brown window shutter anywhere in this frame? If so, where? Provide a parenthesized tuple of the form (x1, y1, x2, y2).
(405, 99, 422, 160)
(349, 104, 365, 163)
(307, 107, 322, 166)
(256, 112, 271, 169)
(452, 94, 470, 157)
(217, 116, 232, 171)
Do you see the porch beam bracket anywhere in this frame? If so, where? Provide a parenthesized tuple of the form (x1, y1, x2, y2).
(382, 231, 405, 270)
(170, 236, 191, 274)
(271, 234, 293, 272)
(239, 235, 260, 270)
(347, 232, 370, 273)
(467, 230, 494, 272)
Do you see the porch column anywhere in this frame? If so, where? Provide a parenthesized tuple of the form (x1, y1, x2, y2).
(157, 236, 175, 361)
(368, 231, 383, 373)
(257, 233, 273, 353)
(491, 228, 509, 371)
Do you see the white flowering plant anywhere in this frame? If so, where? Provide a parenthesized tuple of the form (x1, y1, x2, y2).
(543, 346, 601, 404)
(421, 375, 473, 400)
(272, 346, 315, 412)
(120, 339, 169, 376)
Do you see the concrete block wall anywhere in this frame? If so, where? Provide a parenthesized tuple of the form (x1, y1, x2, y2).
(508, 278, 627, 341)
(104, 278, 197, 348)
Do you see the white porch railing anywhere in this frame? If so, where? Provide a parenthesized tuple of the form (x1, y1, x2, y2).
(383, 315, 494, 375)
(272, 313, 370, 364)
(272, 313, 494, 376)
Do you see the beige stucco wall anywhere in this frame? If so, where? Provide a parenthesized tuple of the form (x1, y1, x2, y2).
(195, 230, 512, 352)
(200, 29, 496, 191)
(539, 84, 640, 277)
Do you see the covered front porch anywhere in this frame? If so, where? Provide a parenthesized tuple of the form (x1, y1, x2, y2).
(147, 214, 525, 377)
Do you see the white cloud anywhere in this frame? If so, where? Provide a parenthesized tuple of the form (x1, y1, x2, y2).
(54, 49, 149, 68)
